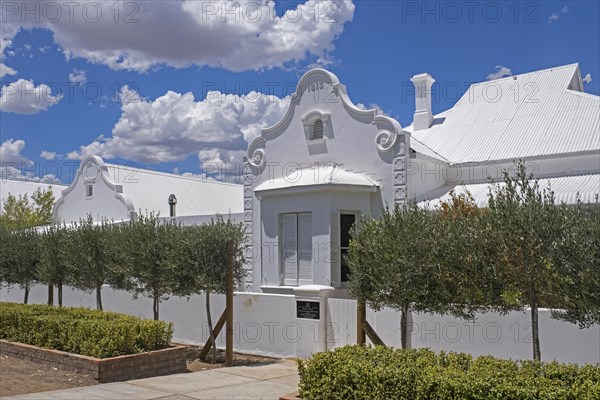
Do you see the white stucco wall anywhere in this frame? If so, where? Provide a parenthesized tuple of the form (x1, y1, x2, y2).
(2, 286, 597, 363)
(327, 298, 600, 365)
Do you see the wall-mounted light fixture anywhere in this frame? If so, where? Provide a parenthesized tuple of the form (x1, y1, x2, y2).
(168, 194, 177, 217)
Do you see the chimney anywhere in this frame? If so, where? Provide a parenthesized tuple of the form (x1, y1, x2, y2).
(410, 73, 435, 131)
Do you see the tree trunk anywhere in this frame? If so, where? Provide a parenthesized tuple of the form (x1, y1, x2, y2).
(96, 283, 103, 310)
(23, 285, 29, 304)
(529, 279, 541, 361)
(58, 284, 63, 307)
(400, 303, 410, 349)
(206, 290, 217, 364)
(47, 285, 54, 305)
(153, 295, 160, 321)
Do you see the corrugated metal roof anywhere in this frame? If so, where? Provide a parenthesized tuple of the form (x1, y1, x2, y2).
(419, 174, 600, 209)
(104, 164, 243, 217)
(407, 64, 600, 164)
(0, 179, 66, 213)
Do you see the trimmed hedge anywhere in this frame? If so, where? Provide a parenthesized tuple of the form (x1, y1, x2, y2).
(297, 346, 600, 400)
(0, 302, 173, 358)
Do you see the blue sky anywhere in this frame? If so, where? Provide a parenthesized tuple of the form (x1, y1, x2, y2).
(1, 0, 598, 184)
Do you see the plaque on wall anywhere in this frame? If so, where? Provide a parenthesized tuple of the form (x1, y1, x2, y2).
(296, 300, 320, 320)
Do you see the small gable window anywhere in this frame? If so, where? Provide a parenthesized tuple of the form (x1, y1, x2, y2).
(312, 119, 324, 140)
(86, 184, 93, 198)
(301, 111, 330, 142)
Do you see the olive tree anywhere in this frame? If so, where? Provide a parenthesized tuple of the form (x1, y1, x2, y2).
(348, 203, 467, 349)
(0, 227, 40, 303)
(121, 213, 182, 320)
(174, 216, 247, 362)
(545, 201, 600, 328)
(485, 162, 597, 361)
(70, 216, 126, 310)
(1, 187, 56, 302)
(38, 224, 74, 307)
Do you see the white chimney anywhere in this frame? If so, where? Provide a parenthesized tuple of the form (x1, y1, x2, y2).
(410, 73, 435, 131)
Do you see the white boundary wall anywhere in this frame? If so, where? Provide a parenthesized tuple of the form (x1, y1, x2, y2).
(2, 286, 598, 364)
(327, 298, 600, 365)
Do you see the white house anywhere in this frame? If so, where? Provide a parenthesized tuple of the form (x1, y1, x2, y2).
(51, 64, 600, 294)
(9, 63, 598, 362)
(241, 64, 600, 295)
(53, 155, 243, 224)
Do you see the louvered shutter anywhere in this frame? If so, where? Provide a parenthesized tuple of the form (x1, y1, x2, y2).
(298, 213, 313, 285)
(330, 212, 340, 287)
(282, 214, 298, 285)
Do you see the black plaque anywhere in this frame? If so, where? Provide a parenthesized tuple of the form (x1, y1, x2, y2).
(296, 300, 320, 320)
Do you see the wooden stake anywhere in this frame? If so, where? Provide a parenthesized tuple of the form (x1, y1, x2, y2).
(363, 320, 385, 347)
(225, 240, 234, 367)
(199, 310, 226, 361)
(357, 299, 366, 345)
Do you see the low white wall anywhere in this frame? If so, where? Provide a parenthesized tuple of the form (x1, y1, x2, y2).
(0, 285, 298, 358)
(2, 287, 598, 364)
(327, 298, 600, 365)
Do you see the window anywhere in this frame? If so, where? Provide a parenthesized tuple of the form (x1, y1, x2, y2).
(301, 112, 329, 142)
(312, 119, 324, 140)
(340, 214, 356, 283)
(281, 213, 313, 286)
(86, 184, 93, 198)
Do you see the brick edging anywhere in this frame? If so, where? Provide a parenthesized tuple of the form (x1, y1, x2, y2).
(280, 391, 302, 400)
(0, 340, 187, 383)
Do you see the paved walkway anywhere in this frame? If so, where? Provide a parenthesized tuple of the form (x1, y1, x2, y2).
(3, 361, 298, 400)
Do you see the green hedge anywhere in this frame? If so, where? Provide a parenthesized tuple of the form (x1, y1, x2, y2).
(297, 346, 600, 400)
(0, 302, 173, 358)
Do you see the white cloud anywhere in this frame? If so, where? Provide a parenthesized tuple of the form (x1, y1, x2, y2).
(0, 164, 61, 184)
(1, 139, 31, 165)
(0, 140, 62, 183)
(549, 4, 569, 23)
(0, 79, 63, 114)
(486, 65, 513, 81)
(69, 86, 289, 166)
(2, 0, 355, 73)
(40, 150, 57, 160)
(0, 63, 16, 78)
(68, 68, 87, 85)
(0, 38, 17, 78)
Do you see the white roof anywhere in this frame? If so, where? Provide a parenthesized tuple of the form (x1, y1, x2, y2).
(0, 179, 66, 213)
(407, 64, 600, 164)
(419, 174, 600, 209)
(255, 165, 379, 194)
(105, 164, 243, 217)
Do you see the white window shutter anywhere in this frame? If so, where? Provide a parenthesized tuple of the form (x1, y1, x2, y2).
(282, 214, 298, 285)
(297, 213, 313, 285)
(330, 212, 340, 287)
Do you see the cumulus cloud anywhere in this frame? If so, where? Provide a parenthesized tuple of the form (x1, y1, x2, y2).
(0, 63, 16, 78)
(0, 140, 63, 183)
(0, 164, 62, 183)
(68, 85, 289, 166)
(68, 68, 87, 85)
(486, 65, 513, 81)
(1, 139, 31, 165)
(0, 38, 17, 78)
(40, 150, 57, 160)
(0, 79, 63, 114)
(2, 0, 355, 72)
